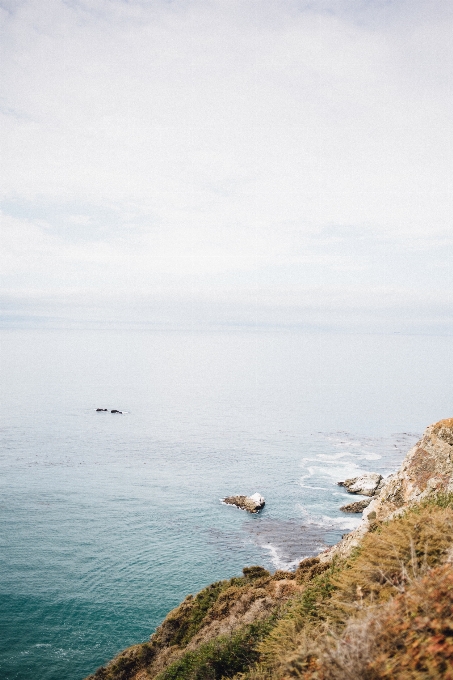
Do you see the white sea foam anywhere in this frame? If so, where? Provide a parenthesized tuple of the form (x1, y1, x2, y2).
(296, 505, 362, 530)
(262, 543, 306, 572)
(300, 485, 329, 490)
(315, 452, 352, 461)
(329, 515, 362, 530)
(318, 450, 382, 462)
(301, 463, 363, 481)
(359, 452, 382, 460)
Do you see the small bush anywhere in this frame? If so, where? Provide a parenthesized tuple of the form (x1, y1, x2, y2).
(423, 491, 453, 510)
(243, 566, 271, 580)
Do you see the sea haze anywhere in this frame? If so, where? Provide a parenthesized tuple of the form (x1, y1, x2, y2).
(0, 329, 452, 680)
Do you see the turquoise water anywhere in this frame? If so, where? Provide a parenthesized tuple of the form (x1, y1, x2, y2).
(1, 329, 452, 679)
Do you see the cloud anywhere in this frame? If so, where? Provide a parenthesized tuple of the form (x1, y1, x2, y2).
(0, 0, 452, 330)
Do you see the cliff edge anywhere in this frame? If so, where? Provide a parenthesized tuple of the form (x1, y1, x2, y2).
(86, 418, 453, 680)
(320, 417, 453, 563)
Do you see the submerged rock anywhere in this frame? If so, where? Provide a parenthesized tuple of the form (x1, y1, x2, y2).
(223, 493, 265, 513)
(340, 498, 371, 513)
(338, 472, 383, 496)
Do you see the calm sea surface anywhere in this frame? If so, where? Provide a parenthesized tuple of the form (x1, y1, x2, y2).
(1, 329, 452, 679)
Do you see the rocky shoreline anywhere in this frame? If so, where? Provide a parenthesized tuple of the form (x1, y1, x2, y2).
(85, 418, 453, 680)
(320, 417, 453, 563)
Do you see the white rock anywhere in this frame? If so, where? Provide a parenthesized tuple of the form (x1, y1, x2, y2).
(249, 493, 265, 506)
(339, 473, 383, 496)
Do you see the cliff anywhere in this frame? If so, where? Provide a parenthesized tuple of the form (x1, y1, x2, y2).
(319, 417, 453, 563)
(86, 418, 453, 680)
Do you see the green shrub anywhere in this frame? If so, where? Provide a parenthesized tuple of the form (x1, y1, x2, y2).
(243, 566, 270, 580)
(423, 491, 453, 510)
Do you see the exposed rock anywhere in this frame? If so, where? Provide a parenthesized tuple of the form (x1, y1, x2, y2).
(320, 418, 453, 563)
(111, 409, 122, 414)
(223, 493, 265, 513)
(96, 408, 108, 411)
(338, 473, 383, 496)
(340, 498, 372, 513)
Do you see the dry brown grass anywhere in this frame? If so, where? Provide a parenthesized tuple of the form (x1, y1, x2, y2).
(243, 502, 453, 680)
(313, 562, 453, 680)
(329, 504, 453, 615)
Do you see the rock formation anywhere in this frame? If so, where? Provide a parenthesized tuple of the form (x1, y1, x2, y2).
(223, 493, 265, 513)
(338, 472, 383, 496)
(340, 498, 371, 513)
(321, 417, 453, 562)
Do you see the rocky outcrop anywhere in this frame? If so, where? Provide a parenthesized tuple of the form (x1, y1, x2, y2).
(223, 493, 265, 513)
(321, 418, 453, 562)
(338, 473, 383, 496)
(340, 498, 371, 513)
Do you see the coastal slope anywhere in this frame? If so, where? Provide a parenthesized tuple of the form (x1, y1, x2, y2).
(86, 418, 453, 680)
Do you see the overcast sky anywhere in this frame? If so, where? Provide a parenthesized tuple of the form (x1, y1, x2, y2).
(1, 0, 452, 332)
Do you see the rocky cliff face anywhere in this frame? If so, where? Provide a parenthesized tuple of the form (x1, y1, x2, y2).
(320, 417, 453, 562)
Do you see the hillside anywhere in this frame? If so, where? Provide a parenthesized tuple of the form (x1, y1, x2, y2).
(86, 418, 453, 680)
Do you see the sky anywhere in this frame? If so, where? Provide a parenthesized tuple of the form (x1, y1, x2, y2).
(1, 0, 452, 332)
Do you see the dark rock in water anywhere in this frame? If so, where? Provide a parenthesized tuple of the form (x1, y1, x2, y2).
(223, 493, 265, 513)
(338, 473, 383, 496)
(111, 409, 122, 414)
(96, 408, 108, 411)
(340, 498, 371, 513)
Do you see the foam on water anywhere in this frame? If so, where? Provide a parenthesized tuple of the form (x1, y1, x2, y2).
(262, 544, 305, 572)
(296, 505, 362, 531)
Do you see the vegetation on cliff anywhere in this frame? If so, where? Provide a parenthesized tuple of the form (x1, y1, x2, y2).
(86, 419, 453, 680)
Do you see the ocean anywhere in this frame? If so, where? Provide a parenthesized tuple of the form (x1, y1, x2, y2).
(1, 329, 452, 680)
